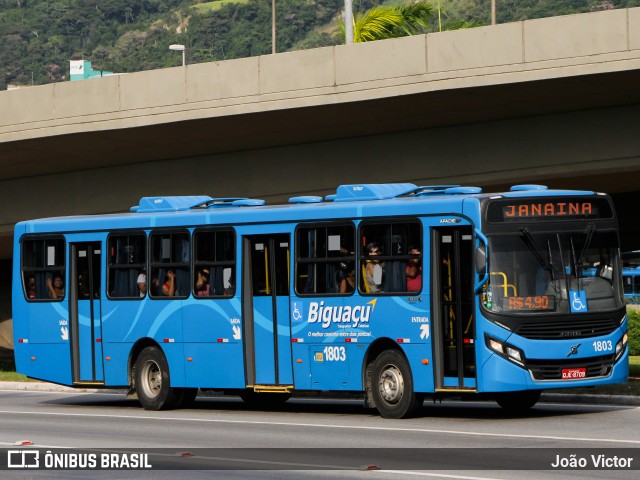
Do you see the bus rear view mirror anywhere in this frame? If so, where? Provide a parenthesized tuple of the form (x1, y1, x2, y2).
(476, 245, 487, 275)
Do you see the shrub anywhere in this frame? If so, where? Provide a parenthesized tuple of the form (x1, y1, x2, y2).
(627, 308, 640, 356)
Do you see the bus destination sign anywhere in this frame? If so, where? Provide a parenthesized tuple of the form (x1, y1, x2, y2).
(487, 197, 613, 223)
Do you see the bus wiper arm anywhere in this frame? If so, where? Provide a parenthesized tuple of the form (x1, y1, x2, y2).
(577, 224, 596, 269)
(520, 228, 552, 272)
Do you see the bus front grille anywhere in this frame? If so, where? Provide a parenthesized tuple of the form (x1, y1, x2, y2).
(516, 318, 619, 340)
(526, 354, 616, 381)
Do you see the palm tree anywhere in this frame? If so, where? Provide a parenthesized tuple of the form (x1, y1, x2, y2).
(340, 1, 435, 43)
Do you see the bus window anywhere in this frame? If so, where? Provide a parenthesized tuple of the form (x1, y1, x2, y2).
(193, 229, 235, 297)
(149, 231, 190, 298)
(21, 237, 65, 301)
(359, 221, 422, 294)
(107, 233, 146, 298)
(295, 224, 355, 295)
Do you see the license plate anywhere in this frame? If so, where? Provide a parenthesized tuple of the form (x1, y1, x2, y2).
(562, 368, 586, 379)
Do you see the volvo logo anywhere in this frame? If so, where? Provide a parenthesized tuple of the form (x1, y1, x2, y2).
(567, 343, 581, 357)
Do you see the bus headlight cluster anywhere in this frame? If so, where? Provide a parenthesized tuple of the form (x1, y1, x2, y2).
(615, 332, 628, 361)
(485, 334, 525, 367)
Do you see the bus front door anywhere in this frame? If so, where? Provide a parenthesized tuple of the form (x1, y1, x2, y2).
(243, 234, 293, 388)
(432, 227, 476, 390)
(70, 242, 104, 384)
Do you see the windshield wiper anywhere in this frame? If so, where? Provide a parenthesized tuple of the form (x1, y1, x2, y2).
(577, 224, 596, 269)
(520, 228, 552, 273)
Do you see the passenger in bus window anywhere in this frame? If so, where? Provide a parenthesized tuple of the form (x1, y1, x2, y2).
(406, 246, 422, 292)
(339, 264, 356, 294)
(137, 271, 146, 297)
(195, 268, 211, 296)
(162, 269, 176, 297)
(47, 273, 64, 299)
(365, 242, 384, 292)
(26, 275, 36, 299)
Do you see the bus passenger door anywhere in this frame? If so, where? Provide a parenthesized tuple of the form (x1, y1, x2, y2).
(432, 227, 476, 390)
(70, 242, 104, 384)
(243, 234, 293, 387)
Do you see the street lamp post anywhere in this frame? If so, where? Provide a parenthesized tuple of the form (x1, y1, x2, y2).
(345, 0, 354, 44)
(169, 44, 186, 67)
(272, 0, 276, 54)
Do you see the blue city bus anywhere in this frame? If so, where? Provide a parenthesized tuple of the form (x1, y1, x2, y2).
(12, 183, 629, 418)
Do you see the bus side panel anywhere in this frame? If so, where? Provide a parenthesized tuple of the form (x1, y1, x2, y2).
(101, 300, 184, 345)
(291, 344, 311, 390)
(401, 344, 435, 393)
(26, 343, 73, 385)
(305, 343, 359, 390)
(290, 293, 432, 391)
(18, 303, 73, 384)
(102, 342, 132, 386)
(182, 298, 246, 389)
(161, 343, 186, 388)
(184, 344, 245, 388)
(101, 300, 185, 386)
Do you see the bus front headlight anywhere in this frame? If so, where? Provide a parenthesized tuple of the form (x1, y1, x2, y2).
(485, 334, 525, 367)
(615, 332, 628, 361)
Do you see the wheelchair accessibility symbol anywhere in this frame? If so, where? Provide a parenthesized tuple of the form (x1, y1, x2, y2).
(291, 302, 303, 321)
(569, 290, 588, 313)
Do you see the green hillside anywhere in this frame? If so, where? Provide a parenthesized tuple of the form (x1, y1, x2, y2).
(1, 0, 639, 90)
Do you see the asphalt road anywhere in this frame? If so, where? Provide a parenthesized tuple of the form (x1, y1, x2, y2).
(0, 389, 638, 480)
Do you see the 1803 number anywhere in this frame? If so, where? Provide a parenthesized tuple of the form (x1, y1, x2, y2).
(592, 340, 613, 352)
(323, 346, 346, 362)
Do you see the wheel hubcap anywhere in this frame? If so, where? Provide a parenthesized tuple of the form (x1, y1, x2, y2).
(378, 365, 404, 404)
(141, 360, 161, 399)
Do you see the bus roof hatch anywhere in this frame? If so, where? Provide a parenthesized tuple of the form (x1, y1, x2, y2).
(331, 183, 418, 202)
(131, 196, 213, 213)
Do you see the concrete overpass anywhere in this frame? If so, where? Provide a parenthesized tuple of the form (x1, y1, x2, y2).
(1, 7, 640, 263)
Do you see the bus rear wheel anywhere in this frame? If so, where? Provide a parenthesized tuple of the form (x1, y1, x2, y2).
(370, 350, 423, 419)
(495, 390, 541, 413)
(134, 346, 176, 411)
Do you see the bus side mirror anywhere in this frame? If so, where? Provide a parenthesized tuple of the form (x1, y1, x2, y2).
(476, 245, 487, 275)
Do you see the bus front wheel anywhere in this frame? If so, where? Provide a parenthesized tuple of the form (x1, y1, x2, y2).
(370, 350, 423, 419)
(134, 346, 176, 411)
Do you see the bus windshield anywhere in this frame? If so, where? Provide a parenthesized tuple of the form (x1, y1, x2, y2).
(484, 229, 623, 314)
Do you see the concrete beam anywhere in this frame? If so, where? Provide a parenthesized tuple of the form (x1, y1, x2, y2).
(1, 7, 640, 147)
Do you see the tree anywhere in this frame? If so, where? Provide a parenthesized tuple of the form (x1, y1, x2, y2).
(340, 0, 434, 43)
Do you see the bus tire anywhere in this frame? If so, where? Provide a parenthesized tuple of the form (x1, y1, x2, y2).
(495, 390, 541, 413)
(134, 346, 176, 411)
(370, 350, 423, 419)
